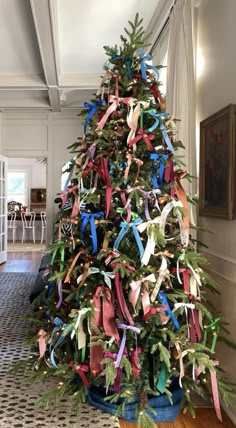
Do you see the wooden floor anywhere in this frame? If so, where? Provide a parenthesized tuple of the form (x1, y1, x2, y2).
(119, 408, 235, 427)
(0, 250, 42, 272)
(1, 251, 235, 427)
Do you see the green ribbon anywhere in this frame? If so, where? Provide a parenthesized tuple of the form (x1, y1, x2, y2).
(203, 317, 221, 352)
(157, 363, 168, 393)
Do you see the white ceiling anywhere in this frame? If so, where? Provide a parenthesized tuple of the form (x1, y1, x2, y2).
(0, 0, 170, 112)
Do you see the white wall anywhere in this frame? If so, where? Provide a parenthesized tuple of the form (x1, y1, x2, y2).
(196, 0, 236, 423)
(0, 112, 83, 243)
(8, 157, 46, 188)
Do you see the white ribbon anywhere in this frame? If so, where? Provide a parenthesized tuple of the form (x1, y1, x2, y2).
(71, 308, 92, 349)
(137, 217, 161, 266)
(175, 342, 195, 388)
(127, 100, 150, 146)
(77, 267, 115, 289)
(150, 256, 169, 302)
(173, 302, 195, 338)
(159, 200, 185, 243)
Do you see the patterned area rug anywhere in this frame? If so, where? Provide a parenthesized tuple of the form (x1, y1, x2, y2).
(0, 273, 119, 428)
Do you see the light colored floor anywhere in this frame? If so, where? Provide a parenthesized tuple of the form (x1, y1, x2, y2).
(0, 250, 43, 272)
(7, 242, 46, 252)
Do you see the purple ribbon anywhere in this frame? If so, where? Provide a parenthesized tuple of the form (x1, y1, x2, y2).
(56, 281, 63, 308)
(115, 323, 141, 368)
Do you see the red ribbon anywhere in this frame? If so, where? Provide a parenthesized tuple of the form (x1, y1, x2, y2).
(143, 306, 167, 323)
(104, 351, 128, 392)
(82, 161, 95, 179)
(111, 262, 135, 325)
(131, 347, 142, 378)
(97, 158, 112, 218)
(171, 267, 192, 293)
(128, 128, 155, 152)
(75, 364, 90, 387)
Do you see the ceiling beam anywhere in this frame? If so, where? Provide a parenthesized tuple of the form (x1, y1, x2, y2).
(30, 0, 61, 111)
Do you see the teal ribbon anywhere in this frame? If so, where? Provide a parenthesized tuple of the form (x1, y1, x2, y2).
(146, 110, 175, 154)
(111, 54, 134, 79)
(50, 317, 67, 368)
(113, 218, 144, 258)
(138, 49, 160, 81)
(157, 363, 168, 393)
(80, 211, 104, 254)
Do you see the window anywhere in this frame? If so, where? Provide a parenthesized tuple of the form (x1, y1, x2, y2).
(7, 170, 28, 205)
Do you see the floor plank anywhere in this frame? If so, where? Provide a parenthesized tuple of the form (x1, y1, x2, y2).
(119, 408, 235, 427)
(0, 250, 42, 272)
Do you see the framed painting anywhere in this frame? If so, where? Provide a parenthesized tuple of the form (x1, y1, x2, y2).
(199, 104, 236, 220)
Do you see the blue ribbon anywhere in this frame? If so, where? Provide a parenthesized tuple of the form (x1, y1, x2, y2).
(80, 211, 104, 253)
(113, 218, 144, 258)
(138, 49, 160, 81)
(63, 158, 75, 192)
(158, 291, 180, 330)
(50, 317, 67, 368)
(84, 100, 106, 134)
(145, 110, 175, 154)
(150, 153, 168, 189)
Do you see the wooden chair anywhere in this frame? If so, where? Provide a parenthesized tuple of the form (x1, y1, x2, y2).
(21, 212, 36, 243)
(8, 211, 17, 243)
(40, 212, 46, 244)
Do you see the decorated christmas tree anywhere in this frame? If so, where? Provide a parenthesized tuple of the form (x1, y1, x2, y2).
(25, 14, 235, 427)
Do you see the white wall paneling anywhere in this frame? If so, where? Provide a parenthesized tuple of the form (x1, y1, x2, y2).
(1, 111, 82, 243)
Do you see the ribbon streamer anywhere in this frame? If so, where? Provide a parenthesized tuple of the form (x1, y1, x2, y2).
(151, 256, 169, 302)
(157, 362, 168, 393)
(158, 292, 180, 330)
(146, 110, 175, 153)
(92, 286, 120, 343)
(150, 153, 169, 189)
(131, 347, 142, 379)
(80, 211, 104, 253)
(104, 351, 128, 392)
(129, 273, 156, 316)
(111, 263, 135, 325)
(115, 323, 141, 368)
(137, 217, 161, 266)
(37, 329, 48, 358)
(195, 362, 222, 422)
(71, 307, 92, 349)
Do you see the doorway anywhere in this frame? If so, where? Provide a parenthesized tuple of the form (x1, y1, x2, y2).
(7, 157, 47, 253)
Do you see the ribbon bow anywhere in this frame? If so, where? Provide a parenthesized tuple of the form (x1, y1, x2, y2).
(138, 49, 160, 81)
(96, 95, 133, 129)
(115, 323, 141, 368)
(150, 153, 169, 189)
(80, 211, 104, 253)
(84, 100, 106, 134)
(146, 110, 175, 153)
(130, 273, 156, 316)
(129, 128, 155, 152)
(113, 217, 144, 259)
(77, 267, 115, 289)
(75, 364, 90, 387)
(71, 307, 92, 349)
(50, 317, 67, 368)
(127, 100, 149, 145)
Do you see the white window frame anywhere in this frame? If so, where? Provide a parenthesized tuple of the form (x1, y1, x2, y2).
(7, 167, 30, 207)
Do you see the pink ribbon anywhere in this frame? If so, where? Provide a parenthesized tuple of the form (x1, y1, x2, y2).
(92, 286, 119, 343)
(37, 329, 47, 358)
(97, 95, 132, 129)
(75, 364, 90, 388)
(172, 267, 192, 293)
(129, 276, 155, 316)
(113, 186, 132, 222)
(128, 128, 155, 152)
(69, 184, 79, 219)
(195, 362, 222, 422)
(143, 306, 167, 323)
(189, 306, 202, 343)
